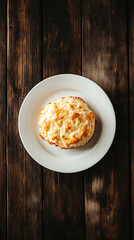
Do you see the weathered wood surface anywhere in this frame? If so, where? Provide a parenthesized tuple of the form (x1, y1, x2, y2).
(7, 0, 42, 239)
(0, 0, 133, 239)
(82, 0, 131, 239)
(0, 0, 7, 239)
(129, 0, 134, 238)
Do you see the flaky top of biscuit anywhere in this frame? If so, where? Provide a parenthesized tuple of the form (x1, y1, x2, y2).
(38, 96, 95, 149)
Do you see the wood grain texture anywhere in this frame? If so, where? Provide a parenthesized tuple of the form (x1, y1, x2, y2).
(129, 0, 134, 238)
(7, 0, 42, 239)
(82, 0, 131, 239)
(42, 0, 84, 239)
(42, 0, 81, 77)
(0, 0, 7, 239)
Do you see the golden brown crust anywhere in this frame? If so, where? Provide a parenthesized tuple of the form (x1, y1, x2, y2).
(38, 96, 96, 149)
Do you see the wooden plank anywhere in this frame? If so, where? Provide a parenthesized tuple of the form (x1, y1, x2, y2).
(0, 0, 7, 239)
(7, 0, 42, 239)
(42, 0, 81, 77)
(82, 0, 131, 239)
(129, 0, 134, 238)
(42, 0, 84, 239)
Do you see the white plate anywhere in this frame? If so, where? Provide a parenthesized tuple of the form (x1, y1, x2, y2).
(18, 74, 116, 173)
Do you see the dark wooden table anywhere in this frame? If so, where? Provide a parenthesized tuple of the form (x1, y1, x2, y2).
(0, 0, 134, 239)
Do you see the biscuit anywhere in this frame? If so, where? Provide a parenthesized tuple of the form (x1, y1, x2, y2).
(38, 96, 96, 149)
